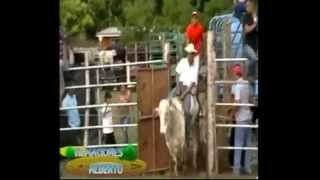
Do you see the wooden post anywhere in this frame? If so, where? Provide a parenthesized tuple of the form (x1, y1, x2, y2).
(163, 41, 170, 93)
(223, 20, 232, 103)
(134, 43, 138, 62)
(145, 42, 148, 62)
(207, 31, 218, 177)
(83, 52, 91, 146)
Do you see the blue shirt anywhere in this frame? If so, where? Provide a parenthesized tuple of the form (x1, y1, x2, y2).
(62, 94, 81, 127)
(230, 16, 243, 58)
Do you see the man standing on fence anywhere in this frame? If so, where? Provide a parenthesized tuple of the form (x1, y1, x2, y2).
(185, 11, 204, 57)
(243, 0, 258, 82)
(230, 64, 253, 175)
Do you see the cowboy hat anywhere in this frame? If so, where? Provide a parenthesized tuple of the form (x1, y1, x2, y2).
(184, 43, 197, 54)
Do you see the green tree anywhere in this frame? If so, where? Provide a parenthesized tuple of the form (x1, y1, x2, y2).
(60, 0, 94, 38)
(153, 0, 163, 15)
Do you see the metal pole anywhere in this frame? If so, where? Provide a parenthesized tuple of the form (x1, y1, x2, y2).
(60, 124, 138, 131)
(125, 46, 131, 86)
(60, 102, 137, 110)
(65, 82, 137, 90)
(215, 58, 247, 62)
(96, 68, 102, 145)
(215, 80, 249, 84)
(215, 103, 255, 107)
(65, 60, 164, 71)
(83, 143, 138, 148)
(216, 124, 258, 128)
(83, 52, 90, 146)
(217, 146, 258, 150)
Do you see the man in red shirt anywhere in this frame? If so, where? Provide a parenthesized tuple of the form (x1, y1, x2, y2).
(185, 11, 205, 56)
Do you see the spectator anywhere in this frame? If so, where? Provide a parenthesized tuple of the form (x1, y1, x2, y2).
(234, 0, 247, 20)
(185, 11, 205, 57)
(230, 64, 253, 175)
(243, 0, 258, 82)
(62, 89, 81, 128)
(61, 88, 81, 146)
(99, 91, 116, 144)
(118, 85, 131, 144)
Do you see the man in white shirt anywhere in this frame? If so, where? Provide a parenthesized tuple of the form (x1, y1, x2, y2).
(98, 91, 116, 144)
(175, 43, 200, 144)
(230, 64, 253, 175)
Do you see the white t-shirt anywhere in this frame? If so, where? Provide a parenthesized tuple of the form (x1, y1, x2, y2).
(99, 50, 116, 64)
(99, 104, 114, 134)
(175, 55, 199, 87)
(231, 78, 252, 122)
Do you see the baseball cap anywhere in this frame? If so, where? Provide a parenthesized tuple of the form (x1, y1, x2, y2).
(184, 43, 197, 54)
(232, 64, 242, 76)
(192, 11, 198, 16)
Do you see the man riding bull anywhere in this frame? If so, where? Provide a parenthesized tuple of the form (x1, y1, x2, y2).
(175, 43, 200, 145)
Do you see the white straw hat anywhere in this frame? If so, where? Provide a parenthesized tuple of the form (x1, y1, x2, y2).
(184, 43, 197, 53)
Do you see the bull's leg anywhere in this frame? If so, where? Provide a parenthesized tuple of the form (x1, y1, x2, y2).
(192, 132, 198, 170)
(172, 155, 178, 177)
(182, 145, 188, 172)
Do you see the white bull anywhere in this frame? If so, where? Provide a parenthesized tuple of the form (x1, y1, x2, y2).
(158, 97, 185, 176)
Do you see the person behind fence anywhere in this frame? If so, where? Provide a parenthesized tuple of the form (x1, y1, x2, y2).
(175, 43, 199, 144)
(243, 0, 258, 82)
(185, 11, 204, 57)
(61, 88, 81, 146)
(234, 0, 247, 20)
(118, 85, 131, 144)
(62, 89, 81, 128)
(230, 64, 253, 175)
(99, 91, 116, 144)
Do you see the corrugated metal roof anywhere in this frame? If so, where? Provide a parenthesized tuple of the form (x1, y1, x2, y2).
(96, 27, 121, 37)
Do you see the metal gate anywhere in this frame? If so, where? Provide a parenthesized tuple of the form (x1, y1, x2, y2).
(59, 41, 172, 177)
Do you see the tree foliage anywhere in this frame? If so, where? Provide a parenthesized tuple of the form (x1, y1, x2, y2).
(60, 0, 234, 41)
(60, 0, 94, 38)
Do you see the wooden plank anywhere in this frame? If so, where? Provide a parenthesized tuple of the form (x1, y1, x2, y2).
(207, 31, 218, 176)
(137, 68, 170, 172)
(219, 20, 232, 173)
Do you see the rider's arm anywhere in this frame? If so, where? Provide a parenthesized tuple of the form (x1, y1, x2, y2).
(181, 82, 196, 99)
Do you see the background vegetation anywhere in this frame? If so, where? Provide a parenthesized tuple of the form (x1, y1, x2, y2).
(60, 0, 234, 43)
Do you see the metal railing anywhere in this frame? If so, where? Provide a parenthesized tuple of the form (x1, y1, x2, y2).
(60, 124, 138, 131)
(60, 102, 137, 111)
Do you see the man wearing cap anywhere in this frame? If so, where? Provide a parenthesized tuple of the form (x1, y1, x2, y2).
(175, 43, 199, 144)
(185, 11, 204, 57)
(234, 0, 247, 20)
(229, 64, 253, 175)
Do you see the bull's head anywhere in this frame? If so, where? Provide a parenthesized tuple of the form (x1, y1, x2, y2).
(158, 97, 184, 134)
(158, 99, 169, 134)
